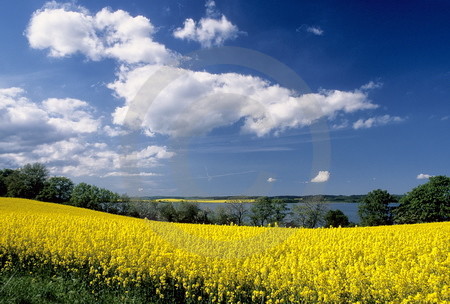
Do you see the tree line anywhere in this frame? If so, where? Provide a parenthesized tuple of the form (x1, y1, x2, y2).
(0, 163, 121, 210)
(123, 197, 351, 228)
(0, 163, 349, 227)
(358, 175, 450, 226)
(1, 163, 448, 227)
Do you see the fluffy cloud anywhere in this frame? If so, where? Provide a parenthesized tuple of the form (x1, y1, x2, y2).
(311, 171, 330, 183)
(109, 65, 377, 137)
(55, 144, 174, 177)
(353, 115, 404, 129)
(103, 125, 130, 137)
(43, 98, 100, 134)
(0, 136, 174, 177)
(20, 2, 401, 184)
(26, 2, 175, 64)
(306, 26, 324, 36)
(26, 2, 387, 139)
(417, 173, 432, 180)
(0, 87, 173, 178)
(267, 177, 276, 183)
(173, 0, 240, 47)
(0, 88, 101, 153)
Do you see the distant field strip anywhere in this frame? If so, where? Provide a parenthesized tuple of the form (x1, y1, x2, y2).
(1, 198, 449, 303)
(152, 198, 255, 203)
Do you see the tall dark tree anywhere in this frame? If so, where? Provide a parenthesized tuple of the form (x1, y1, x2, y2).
(0, 169, 14, 196)
(358, 189, 396, 226)
(21, 163, 49, 199)
(250, 197, 273, 226)
(0, 177, 6, 197)
(158, 202, 178, 222)
(176, 201, 202, 223)
(96, 187, 120, 204)
(36, 176, 74, 204)
(5, 170, 26, 197)
(395, 176, 450, 224)
(5, 163, 49, 199)
(324, 209, 350, 228)
(271, 198, 288, 224)
(70, 183, 97, 209)
(0, 169, 15, 196)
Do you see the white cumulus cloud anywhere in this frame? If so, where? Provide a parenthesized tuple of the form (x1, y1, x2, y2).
(417, 173, 432, 180)
(110, 66, 378, 137)
(0, 87, 101, 153)
(0, 87, 175, 177)
(26, 2, 175, 64)
(267, 177, 276, 183)
(311, 171, 330, 183)
(103, 125, 130, 137)
(25, 2, 387, 140)
(43, 98, 100, 134)
(0, 136, 174, 177)
(173, 0, 240, 48)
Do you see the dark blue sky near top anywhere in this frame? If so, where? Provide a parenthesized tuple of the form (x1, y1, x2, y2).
(0, 0, 448, 196)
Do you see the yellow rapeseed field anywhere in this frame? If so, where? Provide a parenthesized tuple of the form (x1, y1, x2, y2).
(0, 198, 449, 303)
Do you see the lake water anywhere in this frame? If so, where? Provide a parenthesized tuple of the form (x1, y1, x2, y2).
(199, 202, 362, 224)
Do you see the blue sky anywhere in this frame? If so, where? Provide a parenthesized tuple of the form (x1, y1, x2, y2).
(0, 0, 448, 196)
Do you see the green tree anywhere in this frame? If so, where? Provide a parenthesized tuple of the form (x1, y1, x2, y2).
(176, 202, 211, 224)
(127, 200, 159, 219)
(158, 202, 178, 222)
(250, 197, 272, 226)
(21, 163, 49, 199)
(250, 197, 288, 226)
(5, 163, 48, 199)
(70, 183, 118, 210)
(96, 187, 120, 204)
(324, 209, 350, 227)
(0, 176, 6, 197)
(395, 176, 450, 224)
(6, 163, 49, 199)
(212, 205, 234, 225)
(225, 200, 249, 225)
(271, 198, 288, 224)
(358, 189, 395, 226)
(0, 169, 15, 196)
(291, 198, 328, 228)
(104, 194, 132, 215)
(70, 183, 97, 209)
(36, 176, 74, 204)
(5, 170, 26, 197)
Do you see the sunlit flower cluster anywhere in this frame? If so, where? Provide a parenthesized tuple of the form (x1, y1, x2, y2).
(1, 198, 449, 303)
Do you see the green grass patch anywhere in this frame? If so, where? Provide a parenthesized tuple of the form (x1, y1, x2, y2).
(0, 268, 157, 304)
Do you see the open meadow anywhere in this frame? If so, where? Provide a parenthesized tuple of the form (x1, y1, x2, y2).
(1, 198, 449, 303)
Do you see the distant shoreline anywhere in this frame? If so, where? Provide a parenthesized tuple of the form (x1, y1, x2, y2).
(132, 194, 403, 203)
